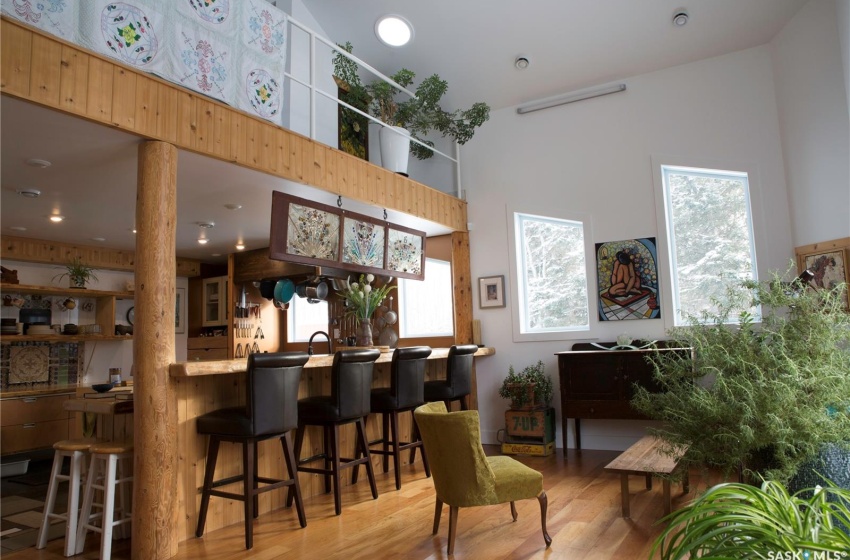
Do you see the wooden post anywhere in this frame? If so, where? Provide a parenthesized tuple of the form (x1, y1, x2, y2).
(133, 141, 178, 559)
(451, 231, 477, 409)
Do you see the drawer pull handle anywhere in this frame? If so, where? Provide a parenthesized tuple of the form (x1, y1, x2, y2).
(22, 397, 38, 403)
(23, 423, 36, 429)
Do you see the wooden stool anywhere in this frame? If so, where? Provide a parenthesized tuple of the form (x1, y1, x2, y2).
(36, 438, 99, 556)
(75, 440, 134, 560)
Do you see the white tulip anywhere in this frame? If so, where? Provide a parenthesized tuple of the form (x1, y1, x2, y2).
(366, 274, 374, 282)
(351, 282, 359, 289)
(363, 285, 372, 293)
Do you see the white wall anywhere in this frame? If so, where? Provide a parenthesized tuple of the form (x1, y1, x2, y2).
(837, 0, 850, 125)
(1, 261, 188, 386)
(771, 0, 850, 247)
(463, 45, 794, 451)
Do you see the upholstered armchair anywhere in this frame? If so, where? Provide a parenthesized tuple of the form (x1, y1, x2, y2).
(413, 401, 552, 554)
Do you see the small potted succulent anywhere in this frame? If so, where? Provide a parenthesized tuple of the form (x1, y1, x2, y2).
(53, 257, 98, 289)
(499, 360, 553, 410)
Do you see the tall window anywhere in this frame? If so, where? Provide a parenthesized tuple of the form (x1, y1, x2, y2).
(398, 258, 454, 337)
(286, 297, 329, 342)
(660, 164, 758, 324)
(514, 212, 589, 335)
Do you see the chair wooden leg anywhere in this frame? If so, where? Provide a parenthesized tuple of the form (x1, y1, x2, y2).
(510, 501, 518, 521)
(253, 442, 260, 519)
(324, 426, 333, 494)
(356, 417, 379, 500)
(389, 410, 401, 490)
(382, 412, 390, 473)
(411, 416, 431, 478)
(459, 396, 468, 411)
(444, 400, 452, 412)
(288, 426, 306, 508)
(280, 432, 306, 528)
(351, 418, 363, 485)
(447, 505, 459, 555)
(196, 437, 220, 537)
(243, 440, 254, 550)
(432, 498, 443, 534)
(330, 424, 342, 515)
(538, 491, 552, 548)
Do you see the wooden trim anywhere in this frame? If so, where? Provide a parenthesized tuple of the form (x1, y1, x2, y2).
(0, 17, 468, 233)
(0, 235, 202, 277)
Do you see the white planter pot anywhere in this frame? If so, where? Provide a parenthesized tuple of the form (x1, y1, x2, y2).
(379, 125, 410, 176)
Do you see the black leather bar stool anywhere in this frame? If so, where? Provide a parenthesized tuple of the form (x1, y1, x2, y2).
(195, 352, 310, 550)
(368, 346, 433, 490)
(291, 348, 381, 515)
(424, 344, 479, 411)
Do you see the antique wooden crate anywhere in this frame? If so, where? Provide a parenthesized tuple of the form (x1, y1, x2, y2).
(505, 407, 556, 440)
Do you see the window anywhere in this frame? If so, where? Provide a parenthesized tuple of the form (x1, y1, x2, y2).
(660, 164, 758, 325)
(286, 297, 329, 342)
(398, 258, 454, 337)
(512, 212, 590, 338)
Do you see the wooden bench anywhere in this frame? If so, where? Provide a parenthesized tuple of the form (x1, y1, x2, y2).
(603, 435, 689, 518)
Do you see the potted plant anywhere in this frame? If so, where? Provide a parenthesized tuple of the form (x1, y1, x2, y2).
(336, 273, 395, 347)
(333, 42, 490, 175)
(632, 267, 850, 484)
(653, 480, 850, 559)
(499, 360, 553, 410)
(53, 257, 98, 289)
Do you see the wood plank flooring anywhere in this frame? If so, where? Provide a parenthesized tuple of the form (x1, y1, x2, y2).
(4, 447, 721, 560)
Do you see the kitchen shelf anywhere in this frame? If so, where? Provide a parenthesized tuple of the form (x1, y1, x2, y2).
(1, 283, 134, 299)
(0, 334, 132, 343)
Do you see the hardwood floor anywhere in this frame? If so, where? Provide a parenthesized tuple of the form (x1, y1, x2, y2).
(4, 447, 720, 560)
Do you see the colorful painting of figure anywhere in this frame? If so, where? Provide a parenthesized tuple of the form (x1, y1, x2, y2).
(803, 249, 848, 309)
(596, 238, 660, 320)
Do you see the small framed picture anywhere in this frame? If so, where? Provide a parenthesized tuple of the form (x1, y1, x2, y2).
(479, 275, 506, 308)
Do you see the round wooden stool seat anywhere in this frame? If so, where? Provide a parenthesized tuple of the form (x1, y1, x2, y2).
(90, 440, 134, 455)
(53, 438, 100, 452)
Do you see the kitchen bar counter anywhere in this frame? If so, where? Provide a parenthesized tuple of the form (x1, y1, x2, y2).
(169, 345, 494, 543)
(169, 346, 495, 377)
(0, 384, 78, 398)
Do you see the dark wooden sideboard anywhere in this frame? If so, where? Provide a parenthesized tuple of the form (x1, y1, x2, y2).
(556, 343, 688, 451)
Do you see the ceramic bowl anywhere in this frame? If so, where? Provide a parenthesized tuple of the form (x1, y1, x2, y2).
(92, 383, 114, 393)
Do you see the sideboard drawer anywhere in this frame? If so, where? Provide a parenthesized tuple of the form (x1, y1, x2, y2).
(1, 394, 71, 426)
(1, 418, 71, 454)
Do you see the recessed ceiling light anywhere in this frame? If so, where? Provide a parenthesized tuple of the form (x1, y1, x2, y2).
(197, 221, 215, 228)
(235, 242, 246, 251)
(224, 203, 242, 210)
(16, 189, 41, 198)
(197, 238, 209, 245)
(515, 56, 530, 70)
(91, 237, 106, 242)
(673, 10, 689, 26)
(9, 226, 27, 232)
(49, 215, 64, 223)
(26, 158, 51, 168)
(375, 15, 413, 47)
(130, 228, 137, 234)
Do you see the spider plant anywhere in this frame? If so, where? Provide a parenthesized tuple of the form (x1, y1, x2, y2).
(653, 480, 850, 559)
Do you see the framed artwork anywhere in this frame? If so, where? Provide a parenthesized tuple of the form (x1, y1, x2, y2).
(797, 246, 849, 309)
(479, 276, 506, 308)
(175, 287, 186, 334)
(269, 191, 426, 280)
(595, 237, 660, 320)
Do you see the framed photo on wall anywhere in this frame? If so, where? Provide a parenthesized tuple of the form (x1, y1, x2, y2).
(796, 244, 849, 309)
(479, 276, 506, 308)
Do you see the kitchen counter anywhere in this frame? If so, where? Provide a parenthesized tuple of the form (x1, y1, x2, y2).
(169, 346, 495, 377)
(0, 384, 78, 398)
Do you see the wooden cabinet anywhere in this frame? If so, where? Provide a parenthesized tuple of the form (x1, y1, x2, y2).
(0, 283, 134, 342)
(187, 336, 229, 361)
(1, 392, 72, 454)
(201, 276, 227, 327)
(556, 343, 686, 451)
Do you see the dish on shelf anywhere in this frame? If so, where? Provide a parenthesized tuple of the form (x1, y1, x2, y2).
(27, 325, 54, 335)
(92, 383, 115, 393)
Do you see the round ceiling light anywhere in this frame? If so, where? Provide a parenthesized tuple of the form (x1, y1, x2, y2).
(375, 15, 413, 47)
(673, 10, 689, 26)
(16, 188, 41, 198)
(49, 215, 64, 223)
(26, 158, 51, 168)
(515, 56, 530, 70)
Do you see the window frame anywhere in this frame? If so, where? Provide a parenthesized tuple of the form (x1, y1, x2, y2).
(398, 257, 455, 338)
(651, 155, 767, 328)
(506, 204, 595, 342)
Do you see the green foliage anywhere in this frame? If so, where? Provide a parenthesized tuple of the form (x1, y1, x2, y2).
(632, 267, 850, 483)
(336, 273, 395, 322)
(653, 480, 850, 559)
(332, 43, 490, 160)
(498, 360, 553, 409)
(53, 257, 98, 287)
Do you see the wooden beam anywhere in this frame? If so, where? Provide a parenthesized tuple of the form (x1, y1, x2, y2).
(0, 235, 202, 277)
(0, 17, 468, 233)
(133, 140, 178, 559)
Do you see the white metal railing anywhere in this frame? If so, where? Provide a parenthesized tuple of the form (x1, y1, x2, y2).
(285, 16, 462, 198)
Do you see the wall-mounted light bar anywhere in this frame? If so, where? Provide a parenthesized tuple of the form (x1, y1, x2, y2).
(516, 83, 627, 115)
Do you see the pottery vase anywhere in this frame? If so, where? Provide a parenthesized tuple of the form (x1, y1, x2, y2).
(356, 319, 374, 347)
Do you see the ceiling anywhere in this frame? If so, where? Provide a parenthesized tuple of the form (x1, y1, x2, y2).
(0, 0, 809, 265)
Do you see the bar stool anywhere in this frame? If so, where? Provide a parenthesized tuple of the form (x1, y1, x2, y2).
(195, 352, 310, 550)
(291, 348, 381, 515)
(75, 440, 134, 560)
(368, 346, 432, 490)
(424, 344, 479, 411)
(36, 438, 99, 556)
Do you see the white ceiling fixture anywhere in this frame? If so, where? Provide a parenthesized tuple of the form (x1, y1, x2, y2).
(26, 158, 51, 168)
(16, 188, 41, 198)
(224, 203, 242, 210)
(515, 56, 530, 70)
(375, 15, 413, 47)
(235, 242, 246, 251)
(197, 221, 214, 245)
(49, 214, 64, 223)
(9, 226, 27, 232)
(516, 83, 627, 115)
(673, 10, 689, 26)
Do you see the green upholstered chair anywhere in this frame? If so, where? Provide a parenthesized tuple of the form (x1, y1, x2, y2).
(413, 401, 552, 554)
